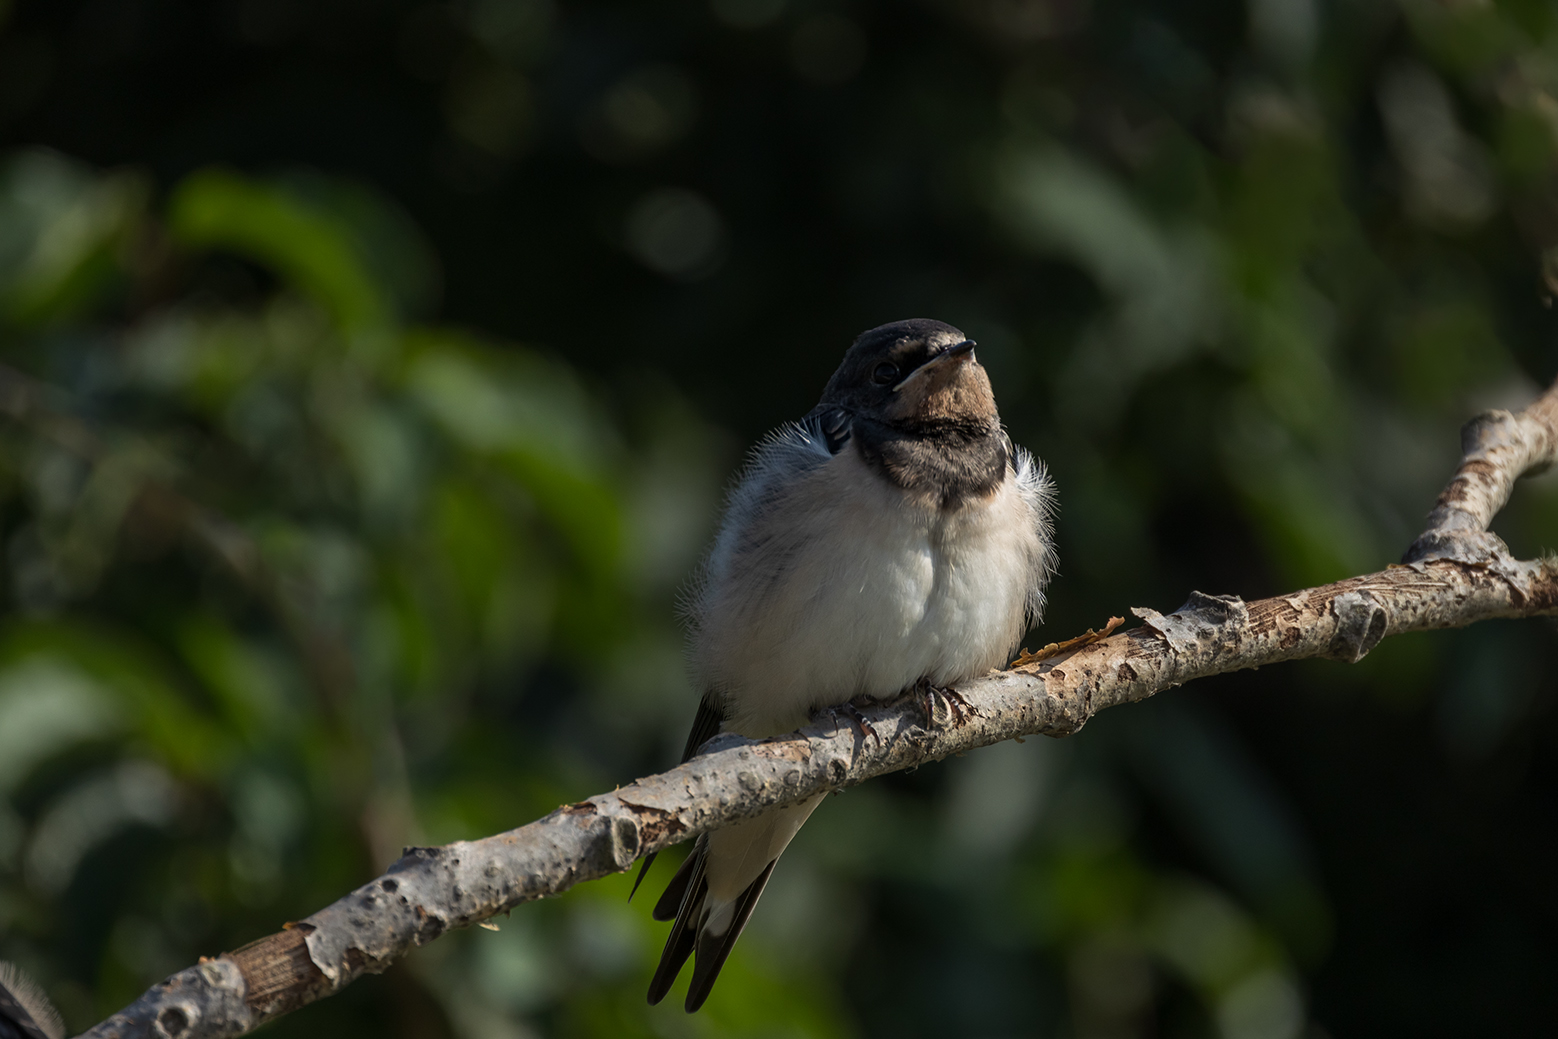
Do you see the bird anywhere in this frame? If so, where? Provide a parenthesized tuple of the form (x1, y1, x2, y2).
(636, 318, 1056, 1012)
(0, 962, 65, 1039)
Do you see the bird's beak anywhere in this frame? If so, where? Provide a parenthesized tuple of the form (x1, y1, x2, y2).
(892, 340, 977, 393)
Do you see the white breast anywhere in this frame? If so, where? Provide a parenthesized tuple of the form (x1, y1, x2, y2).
(690, 427, 1054, 738)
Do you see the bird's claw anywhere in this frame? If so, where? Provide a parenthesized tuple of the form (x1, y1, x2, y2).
(916, 679, 979, 729)
(835, 700, 880, 744)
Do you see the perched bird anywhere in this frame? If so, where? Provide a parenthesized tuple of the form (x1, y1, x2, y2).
(639, 318, 1056, 1011)
(0, 962, 65, 1039)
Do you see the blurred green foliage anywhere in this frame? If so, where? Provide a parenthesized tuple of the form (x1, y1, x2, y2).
(2, 0, 1558, 1037)
(0, 153, 730, 1035)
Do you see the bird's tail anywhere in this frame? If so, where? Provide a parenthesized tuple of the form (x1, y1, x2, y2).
(646, 838, 778, 1012)
(0, 962, 65, 1039)
(645, 793, 824, 1012)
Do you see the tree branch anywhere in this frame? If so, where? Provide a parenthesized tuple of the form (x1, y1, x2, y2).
(76, 382, 1558, 1039)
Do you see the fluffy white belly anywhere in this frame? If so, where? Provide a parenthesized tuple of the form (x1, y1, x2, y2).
(693, 447, 1043, 738)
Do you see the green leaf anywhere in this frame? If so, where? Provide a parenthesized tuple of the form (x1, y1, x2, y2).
(168, 169, 389, 333)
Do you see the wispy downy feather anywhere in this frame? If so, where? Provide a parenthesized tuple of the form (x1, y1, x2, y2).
(0, 962, 65, 1039)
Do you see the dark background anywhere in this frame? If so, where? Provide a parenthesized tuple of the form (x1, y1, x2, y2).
(2, 1, 1557, 1037)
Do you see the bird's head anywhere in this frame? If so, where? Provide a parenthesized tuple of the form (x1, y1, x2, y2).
(819, 319, 997, 431)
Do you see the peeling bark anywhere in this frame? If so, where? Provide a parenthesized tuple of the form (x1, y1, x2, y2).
(76, 379, 1558, 1039)
(1405, 386, 1558, 563)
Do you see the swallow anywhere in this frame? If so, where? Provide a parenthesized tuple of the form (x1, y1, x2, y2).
(639, 318, 1056, 1011)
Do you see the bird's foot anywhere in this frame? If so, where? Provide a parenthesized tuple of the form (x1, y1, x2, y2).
(835, 699, 880, 744)
(916, 679, 979, 729)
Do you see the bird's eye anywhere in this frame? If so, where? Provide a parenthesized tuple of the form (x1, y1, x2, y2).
(872, 362, 899, 385)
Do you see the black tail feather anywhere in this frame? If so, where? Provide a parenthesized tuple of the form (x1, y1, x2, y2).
(683, 859, 777, 1013)
(645, 694, 734, 1006)
(628, 852, 658, 902)
(646, 902, 700, 1007)
(646, 840, 708, 1006)
(652, 850, 700, 922)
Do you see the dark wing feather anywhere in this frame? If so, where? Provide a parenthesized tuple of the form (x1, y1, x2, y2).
(677, 695, 726, 762)
(629, 695, 726, 901)
(684, 859, 778, 1013)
